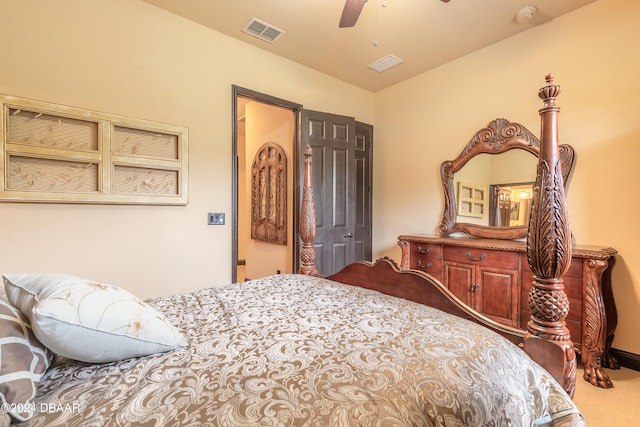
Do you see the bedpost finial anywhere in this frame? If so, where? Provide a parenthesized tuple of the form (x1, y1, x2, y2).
(538, 73, 561, 108)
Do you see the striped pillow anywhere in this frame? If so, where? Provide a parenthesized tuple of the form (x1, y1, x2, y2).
(0, 298, 53, 422)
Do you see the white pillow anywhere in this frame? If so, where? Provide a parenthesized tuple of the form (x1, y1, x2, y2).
(2, 273, 186, 363)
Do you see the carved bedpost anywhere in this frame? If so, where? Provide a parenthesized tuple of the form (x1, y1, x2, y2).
(298, 145, 319, 275)
(525, 74, 577, 397)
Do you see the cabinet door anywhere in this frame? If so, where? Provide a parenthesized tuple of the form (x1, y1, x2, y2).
(476, 266, 519, 327)
(443, 261, 474, 305)
(444, 261, 519, 327)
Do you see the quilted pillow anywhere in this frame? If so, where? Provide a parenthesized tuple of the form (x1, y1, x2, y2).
(0, 298, 53, 422)
(3, 273, 186, 363)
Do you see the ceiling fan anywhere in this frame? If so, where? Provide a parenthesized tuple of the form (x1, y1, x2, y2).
(339, 0, 451, 28)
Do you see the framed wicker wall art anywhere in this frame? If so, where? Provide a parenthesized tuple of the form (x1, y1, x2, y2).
(0, 94, 188, 205)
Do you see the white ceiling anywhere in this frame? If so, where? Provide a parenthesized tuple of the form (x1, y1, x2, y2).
(142, 0, 598, 92)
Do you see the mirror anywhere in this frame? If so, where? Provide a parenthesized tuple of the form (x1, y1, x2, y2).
(453, 149, 537, 227)
(438, 118, 574, 240)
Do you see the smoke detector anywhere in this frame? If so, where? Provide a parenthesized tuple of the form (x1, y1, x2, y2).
(515, 6, 537, 23)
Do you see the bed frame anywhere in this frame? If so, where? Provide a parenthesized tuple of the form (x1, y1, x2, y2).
(298, 74, 577, 398)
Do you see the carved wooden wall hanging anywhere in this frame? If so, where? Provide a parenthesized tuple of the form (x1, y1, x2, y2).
(251, 142, 287, 244)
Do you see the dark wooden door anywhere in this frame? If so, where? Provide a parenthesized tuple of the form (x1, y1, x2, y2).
(300, 110, 372, 276)
(354, 122, 373, 263)
(499, 191, 511, 226)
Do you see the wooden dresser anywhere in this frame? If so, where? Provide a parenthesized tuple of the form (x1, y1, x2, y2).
(398, 234, 619, 387)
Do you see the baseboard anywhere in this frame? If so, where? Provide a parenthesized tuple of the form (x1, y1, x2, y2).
(611, 348, 640, 371)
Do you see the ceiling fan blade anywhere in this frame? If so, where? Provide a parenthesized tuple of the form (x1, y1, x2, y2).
(339, 0, 366, 28)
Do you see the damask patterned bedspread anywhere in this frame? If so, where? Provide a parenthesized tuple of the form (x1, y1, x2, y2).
(21, 274, 583, 426)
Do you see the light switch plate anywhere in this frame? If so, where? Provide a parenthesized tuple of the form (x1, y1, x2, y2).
(208, 212, 225, 225)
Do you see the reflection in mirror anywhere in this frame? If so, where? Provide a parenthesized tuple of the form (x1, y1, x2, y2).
(489, 182, 533, 226)
(453, 149, 537, 227)
(438, 118, 575, 240)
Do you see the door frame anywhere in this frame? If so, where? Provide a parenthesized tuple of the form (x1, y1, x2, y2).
(231, 86, 302, 283)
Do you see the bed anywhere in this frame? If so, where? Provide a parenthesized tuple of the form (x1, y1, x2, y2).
(0, 75, 585, 426)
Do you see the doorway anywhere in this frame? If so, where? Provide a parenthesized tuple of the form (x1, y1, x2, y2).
(232, 86, 301, 283)
(232, 86, 373, 283)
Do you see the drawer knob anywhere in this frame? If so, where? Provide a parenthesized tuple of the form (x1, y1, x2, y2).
(466, 252, 487, 262)
(417, 246, 432, 254)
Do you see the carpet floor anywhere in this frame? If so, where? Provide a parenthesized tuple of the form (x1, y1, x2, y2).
(573, 363, 640, 426)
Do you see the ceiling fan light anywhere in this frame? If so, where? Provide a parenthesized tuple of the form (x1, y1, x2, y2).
(368, 55, 403, 73)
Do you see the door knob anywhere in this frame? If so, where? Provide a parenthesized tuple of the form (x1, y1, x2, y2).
(345, 232, 354, 238)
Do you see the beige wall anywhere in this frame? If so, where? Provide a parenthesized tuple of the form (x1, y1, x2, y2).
(1, 0, 638, 356)
(0, 0, 373, 298)
(373, 0, 640, 354)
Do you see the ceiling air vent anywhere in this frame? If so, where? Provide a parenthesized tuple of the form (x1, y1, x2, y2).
(242, 18, 285, 43)
(368, 55, 404, 73)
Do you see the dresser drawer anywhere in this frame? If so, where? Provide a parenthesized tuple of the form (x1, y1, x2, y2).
(412, 243, 442, 258)
(409, 243, 442, 280)
(521, 265, 583, 302)
(412, 258, 443, 278)
(520, 307, 582, 348)
(443, 246, 519, 269)
(564, 257, 583, 278)
(522, 270, 582, 320)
